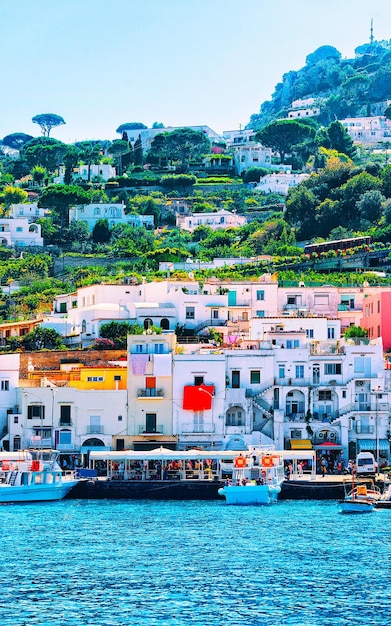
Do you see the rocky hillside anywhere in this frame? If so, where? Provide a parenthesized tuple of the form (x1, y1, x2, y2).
(248, 40, 391, 129)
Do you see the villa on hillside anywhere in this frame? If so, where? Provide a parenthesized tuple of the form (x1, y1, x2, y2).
(69, 203, 154, 231)
(176, 209, 246, 232)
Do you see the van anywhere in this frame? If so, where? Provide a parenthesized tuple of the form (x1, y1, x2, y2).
(356, 452, 376, 475)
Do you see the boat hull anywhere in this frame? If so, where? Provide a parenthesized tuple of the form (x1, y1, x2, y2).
(0, 480, 78, 503)
(218, 484, 281, 505)
(339, 499, 374, 513)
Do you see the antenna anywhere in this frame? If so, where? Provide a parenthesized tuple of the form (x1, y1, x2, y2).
(370, 18, 374, 44)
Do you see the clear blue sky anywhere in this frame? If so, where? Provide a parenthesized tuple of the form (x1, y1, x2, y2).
(1, 0, 391, 143)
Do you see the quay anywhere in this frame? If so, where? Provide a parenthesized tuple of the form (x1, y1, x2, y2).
(67, 448, 388, 501)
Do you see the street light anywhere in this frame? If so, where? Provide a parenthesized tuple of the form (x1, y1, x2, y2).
(374, 386, 381, 472)
(198, 387, 215, 449)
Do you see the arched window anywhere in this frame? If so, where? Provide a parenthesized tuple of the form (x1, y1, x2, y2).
(144, 318, 153, 330)
(29, 224, 38, 233)
(83, 438, 105, 447)
(160, 318, 169, 330)
(93, 208, 101, 216)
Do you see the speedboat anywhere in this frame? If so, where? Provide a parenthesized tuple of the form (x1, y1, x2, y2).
(0, 450, 78, 503)
(218, 449, 285, 505)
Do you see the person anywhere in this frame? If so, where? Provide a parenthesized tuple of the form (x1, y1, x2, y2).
(321, 459, 327, 477)
(298, 461, 303, 476)
(119, 461, 124, 480)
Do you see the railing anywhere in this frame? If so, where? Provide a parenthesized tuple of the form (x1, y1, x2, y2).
(137, 388, 164, 398)
(138, 425, 164, 435)
(87, 426, 104, 434)
(287, 413, 306, 421)
(312, 412, 335, 422)
(181, 422, 215, 434)
(339, 402, 389, 416)
(29, 437, 52, 448)
(56, 443, 78, 451)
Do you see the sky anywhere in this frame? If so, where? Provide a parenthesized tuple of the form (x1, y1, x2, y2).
(1, 0, 391, 144)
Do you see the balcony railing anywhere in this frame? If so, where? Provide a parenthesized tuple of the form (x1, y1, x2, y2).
(138, 425, 164, 435)
(287, 413, 306, 421)
(87, 426, 104, 434)
(181, 422, 215, 434)
(137, 388, 164, 398)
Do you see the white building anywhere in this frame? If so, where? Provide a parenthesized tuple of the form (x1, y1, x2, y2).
(287, 97, 321, 120)
(54, 164, 117, 184)
(68, 203, 154, 231)
(118, 125, 221, 152)
(0, 218, 43, 247)
(177, 209, 246, 232)
(10, 203, 48, 222)
(255, 172, 310, 195)
(341, 116, 391, 145)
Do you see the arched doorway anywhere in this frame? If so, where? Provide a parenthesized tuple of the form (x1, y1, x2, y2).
(144, 318, 153, 330)
(160, 318, 169, 330)
(82, 438, 105, 447)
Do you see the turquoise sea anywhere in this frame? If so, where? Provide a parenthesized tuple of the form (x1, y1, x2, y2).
(0, 499, 390, 626)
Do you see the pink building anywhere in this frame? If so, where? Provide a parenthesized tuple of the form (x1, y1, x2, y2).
(361, 292, 391, 352)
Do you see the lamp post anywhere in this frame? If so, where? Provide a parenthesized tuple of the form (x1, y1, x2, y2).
(198, 387, 215, 449)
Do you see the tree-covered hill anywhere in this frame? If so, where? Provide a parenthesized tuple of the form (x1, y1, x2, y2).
(248, 40, 391, 129)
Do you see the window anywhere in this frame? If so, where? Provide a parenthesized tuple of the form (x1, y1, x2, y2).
(59, 302, 67, 313)
(14, 416, 18, 424)
(232, 371, 240, 388)
(13, 436, 21, 451)
(278, 365, 285, 379)
(226, 409, 244, 427)
(16, 227, 23, 232)
(186, 307, 195, 319)
(1, 380, 9, 391)
(118, 415, 123, 422)
(60, 406, 71, 426)
(194, 376, 204, 386)
(305, 329, 314, 339)
(327, 327, 335, 339)
(318, 390, 332, 401)
(114, 375, 121, 381)
(324, 363, 342, 375)
(59, 430, 71, 445)
(154, 343, 165, 354)
(256, 310, 265, 318)
(256, 290, 264, 301)
(314, 294, 329, 306)
(286, 340, 299, 349)
(342, 390, 347, 399)
(250, 370, 261, 384)
(212, 309, 219, 320)
(134, 344, 147, 354)
(89, 416, 101, 434)
(87, 376, 104, 382)
(295, 365, 304, 379)
(27, 405, 45, 419)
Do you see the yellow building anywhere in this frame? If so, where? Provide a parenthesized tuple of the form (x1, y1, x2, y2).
(69, 366, 127, 390)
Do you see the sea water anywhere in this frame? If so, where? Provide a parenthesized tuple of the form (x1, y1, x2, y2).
(0, 499, 390, 626)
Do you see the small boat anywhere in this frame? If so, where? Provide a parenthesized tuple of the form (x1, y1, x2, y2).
(339, 475, 375, 514)
(375, 483, 391, 509)
(218, 449, 285, 505)
(0, 450, 78, 503)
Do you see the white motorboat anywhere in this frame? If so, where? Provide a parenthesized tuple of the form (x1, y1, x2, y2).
(218, 449, 285, 505)
(0, 450, 78, 503)
(339, 476, 375, 514)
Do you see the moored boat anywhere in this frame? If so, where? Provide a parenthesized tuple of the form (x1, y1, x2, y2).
(339, 475, 375, 514)
(0, 450, 78, 503)
(218, 449, 285, 505)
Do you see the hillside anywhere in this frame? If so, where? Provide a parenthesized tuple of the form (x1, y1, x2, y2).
(248, 40, 391, 129)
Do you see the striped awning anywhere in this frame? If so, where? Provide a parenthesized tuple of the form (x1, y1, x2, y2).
(357, 439, 389, 453)
(290, 439, 313, 450)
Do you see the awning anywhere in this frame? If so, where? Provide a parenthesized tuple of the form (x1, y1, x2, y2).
(314, 442, 344, 450)
(357, 439, 390, 453)
(290, 439, 313, 450)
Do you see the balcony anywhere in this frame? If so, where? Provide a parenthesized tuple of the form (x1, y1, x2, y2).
(87, 426, 104, 434)
(138, 425, 164, 435)
(286, 413, 306, 421)
(181, 422, 215, 434)
(137, 388, 164, 399)
(29, 437, 53, 448)
(57, 443, 78, 451)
